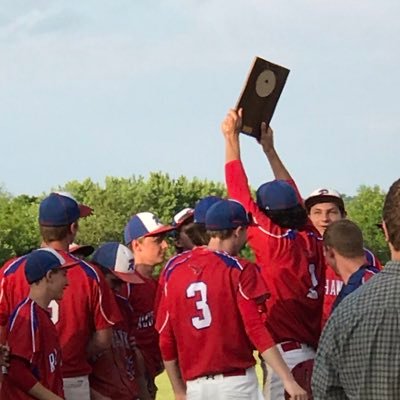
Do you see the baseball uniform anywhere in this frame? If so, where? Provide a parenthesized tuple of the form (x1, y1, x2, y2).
(90, 294, 139, 400)
(225, 159, 325, 399)
(156, 246, 274, 399)
(1, 298, 64, 399)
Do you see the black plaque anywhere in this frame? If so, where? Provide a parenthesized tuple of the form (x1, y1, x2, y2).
(236, 57, 290, 140)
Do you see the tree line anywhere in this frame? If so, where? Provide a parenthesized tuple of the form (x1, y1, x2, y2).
(0, 173, 389, 266)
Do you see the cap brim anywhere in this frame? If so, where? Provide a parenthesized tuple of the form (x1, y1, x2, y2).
(113, 271, 145, 284)
(69, 245, 94, 257)
(144, 225, 176, 238)
(79, 204, 93, 218)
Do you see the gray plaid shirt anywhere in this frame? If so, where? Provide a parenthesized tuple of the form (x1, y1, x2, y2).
(312, 260, 400, 400)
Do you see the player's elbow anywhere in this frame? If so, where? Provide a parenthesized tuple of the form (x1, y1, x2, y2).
(89, 328, 112, 354)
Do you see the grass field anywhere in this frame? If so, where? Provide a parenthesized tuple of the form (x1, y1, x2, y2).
(155, 358, 264, 399)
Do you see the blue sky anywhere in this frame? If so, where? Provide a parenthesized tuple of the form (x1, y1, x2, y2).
(0, 0, 398, 197)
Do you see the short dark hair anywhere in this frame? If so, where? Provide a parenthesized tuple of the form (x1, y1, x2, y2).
(39, 225, 71, 243)
(207, 229, 234, 240)
(264, 204, 308, 230)
(383, 178, 400, 251)
(323, 219, 364, 258)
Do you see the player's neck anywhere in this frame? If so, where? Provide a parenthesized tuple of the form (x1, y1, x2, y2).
(337, 256, 366, 284)
(40, 239, 70, 252)
(29, 286, 52, 310)
(134, 263, 154, 279)
(207, 238, 238, 257)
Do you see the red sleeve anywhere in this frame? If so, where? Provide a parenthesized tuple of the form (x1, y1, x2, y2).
(238, 262, 269, 301)
(156, 287, 178, 361)
(236, 294, 275, 353)
(7, 356, 38, 392)
(8, 304, 37, 361)
(0, 276, 10, 328)
(225, 160, 260, 215)
(91, 266, 123, 330)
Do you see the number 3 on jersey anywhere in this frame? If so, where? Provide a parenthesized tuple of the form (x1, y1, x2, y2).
(186, 282, 212, 329)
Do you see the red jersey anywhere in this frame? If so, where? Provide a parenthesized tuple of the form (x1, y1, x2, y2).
(156, 247, 274, 381)
(0, 250, 122, 377)
(225, 160, 325, 349)
(322, 247, 381, 326)
(90, 295, 139, 399)
(1, 298, 64, 399)
(120, 271, 163, 378)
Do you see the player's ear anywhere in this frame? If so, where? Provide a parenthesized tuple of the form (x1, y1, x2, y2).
(131, 239, 141, 253)
(382, 221, 390, 242)
(70, 221, 79, 236)
(323, 245, 334, 259)
(45, 269, 55, 282)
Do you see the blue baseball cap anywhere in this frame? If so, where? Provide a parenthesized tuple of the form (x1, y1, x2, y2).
(92, 242, 143, 284)
(256, 180, 299, 211)
(39, 192, 93, 227)
(194, 196, 222, 224)
(25, 248, 78, 284)
(205, 199, 251, 230)
(124, 212, 174, 244)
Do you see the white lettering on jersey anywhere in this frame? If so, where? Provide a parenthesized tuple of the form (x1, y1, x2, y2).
(325, 279, 343, 296)
(137, 311, 154, 329)
(48, 349, 58, 373)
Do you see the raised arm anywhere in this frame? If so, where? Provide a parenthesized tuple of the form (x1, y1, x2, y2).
(259, 122, 292, 181)
(221, 108, 242, 163)
(221, 109, 259, 213)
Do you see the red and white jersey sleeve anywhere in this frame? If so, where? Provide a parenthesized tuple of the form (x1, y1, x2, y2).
(0, 256, 30, 329)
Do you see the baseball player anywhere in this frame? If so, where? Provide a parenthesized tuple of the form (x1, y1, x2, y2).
(90, 241, 152, 400)
(221, 109, 324, 400)
(122, 212, 175, 399)
(0, 192, 122, 400)
(156, 199, 307, 400)
(304, 188, 381, 325)
(171, 208, 195, 253)
(1, 248, 77, 400)
(155, 198, 222, 318)
(322, 219, 380, 311)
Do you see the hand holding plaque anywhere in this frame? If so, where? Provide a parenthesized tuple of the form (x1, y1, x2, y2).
(236, 57, 290, 140)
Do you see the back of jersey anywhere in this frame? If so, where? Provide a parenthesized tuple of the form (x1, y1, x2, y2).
(162, 247, 256, 381)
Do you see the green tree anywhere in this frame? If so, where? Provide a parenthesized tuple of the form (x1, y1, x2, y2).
(346, 185, 389, 263)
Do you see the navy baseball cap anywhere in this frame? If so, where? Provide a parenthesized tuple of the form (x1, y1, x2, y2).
(205, 199, 251, 230)
(194, 196, 222, 224)
(256, 180, 299, 211)
(92, 242, 144, 284)
(124, 212, 174, 244)
(39, 192, 93, 226)
(25, 248, 78, 284)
